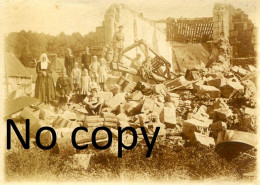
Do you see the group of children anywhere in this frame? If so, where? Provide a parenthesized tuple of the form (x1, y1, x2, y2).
(56, 55, 108, 109)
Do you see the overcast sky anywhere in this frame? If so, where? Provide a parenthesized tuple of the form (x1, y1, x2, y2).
(1, 0, 258, 35)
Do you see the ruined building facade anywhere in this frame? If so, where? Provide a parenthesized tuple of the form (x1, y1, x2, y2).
(89, 3, 256, 70)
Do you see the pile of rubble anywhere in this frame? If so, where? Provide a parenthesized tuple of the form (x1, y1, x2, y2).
(12, 61, 257, 169)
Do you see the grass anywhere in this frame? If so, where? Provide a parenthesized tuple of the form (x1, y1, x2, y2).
(5, 136, 256, 182)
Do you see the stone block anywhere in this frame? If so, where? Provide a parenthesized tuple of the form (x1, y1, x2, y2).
(182, 118, 210, 139)
(231, 66, 249, 76)
(193, 132, 215, 147)
(130, 90, 143, 101)
(154, 84, 166, 95)
(207, 99, 233, 121)
(123, 81, 137, 93)
(106, 93, 126, 110)
(210, 121, 227, 137)
(141, 98, 155, 113)
(138, 114, 150, 126)
(207, 78, 226, 89)
(124, 101, 142, 116)
(152, 102, 164, 117)
(160, 107, 176, 127)
(196, 85, 221, 99)
(221, 77, 244, 98)
(97, 91, 113, 103)
(165, 76, 189, 89)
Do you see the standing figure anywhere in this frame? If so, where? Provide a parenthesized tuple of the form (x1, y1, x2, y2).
(81, 68, 91, 97)
(71, 62, 81, 94)
(56, 68, 72, 108)
(35, 53, 56, 104)
(131, 53, 142, 71)
(140, 56, 153, 81)
(81, 46, 91, 70)
(64, 48, 74, 77)
(112, 25, 124, 63)
(98, 58, 108, 91)
(89, 56, 100, 82)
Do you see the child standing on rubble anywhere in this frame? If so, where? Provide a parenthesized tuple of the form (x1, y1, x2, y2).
(98, 58, 108, 91)
(56, 68, 72, 109)
(71, 62, 81, 94)
(81, 68, 91, 97)
(89, 56, 100, 82)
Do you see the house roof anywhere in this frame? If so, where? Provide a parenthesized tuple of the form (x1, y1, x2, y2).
(5, 53, 31, 78)
(26, 67, 60, 83)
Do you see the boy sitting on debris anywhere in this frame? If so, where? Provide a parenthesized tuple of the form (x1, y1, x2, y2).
(56, 68, 73, 109)
(83, 87, 104, 115)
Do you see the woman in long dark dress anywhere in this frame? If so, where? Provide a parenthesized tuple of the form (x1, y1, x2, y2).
(35, 53, 56, 104)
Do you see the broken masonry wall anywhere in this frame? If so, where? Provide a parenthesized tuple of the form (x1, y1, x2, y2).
(228, 5, 256, 58)
(103, 4, 173, 63)
(213, 3, 256, 59)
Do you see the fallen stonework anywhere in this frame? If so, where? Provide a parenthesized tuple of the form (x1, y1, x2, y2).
(5, 2, 257, 180)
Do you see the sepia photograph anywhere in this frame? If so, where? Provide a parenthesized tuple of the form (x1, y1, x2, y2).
(1, 0, 258, 183)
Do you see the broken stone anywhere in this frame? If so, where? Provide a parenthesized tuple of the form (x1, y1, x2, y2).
(52, 138, 76, 156)
(241, 107, 256, 130)
(20, 107, 39, 126)
(196, 84, 221, 99)
(221, 77, 244, 98)
(85, 116, 104, 123)
(123, 80, 137, 93)
(118, 121, 130, 129)
(247, 65, 256, 72)
(103, 122, 118, 128)
(165, 92, 179, 107)
(193, 132, 215, 147)
(116, 113, 129, 122)
(185, 69, 201, 81)
(210, 121, 227, 137)
(152, 101, 164, 118)
(61, 110, 78, 121)
(160, 107, 176, 128)
(231, 66, 249, 77)
(105, 93, 126, 111)
(123, 101, 142, 116)
(135, 81, 153, 95)
(97, 91, 113, 103)
(84, 122, 103, 127)
(129, 90, 143, 101)
(39, 109, 53, 120)
(141, 98, 155, 113)
(207, 77, 226, 89)
(154, 84, 166, 95)
(187, 106, 213, 126)
(20, 107, 47, 137)
(165, 76, 189, 89)
(53, 116, 73, 128)
(182, 118, 210, 139)
(138, 114, 150, 126)
(242, 79, 256, 106)
(206, 99, 233, 121)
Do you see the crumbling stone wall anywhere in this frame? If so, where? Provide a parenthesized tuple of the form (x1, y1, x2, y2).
(102, 4, 173, 63)
(228, 6, 256, 57)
